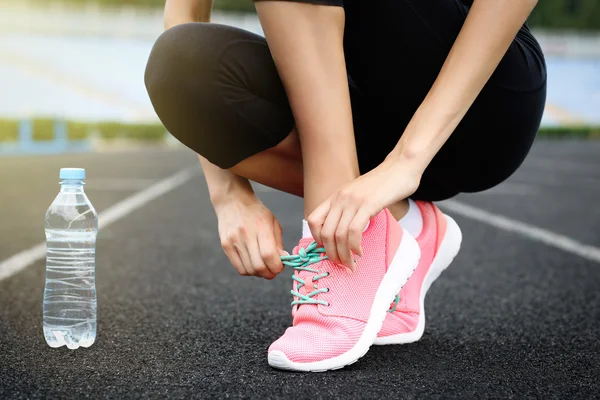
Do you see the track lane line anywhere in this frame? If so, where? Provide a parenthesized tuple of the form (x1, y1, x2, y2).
(4, 177, 598, 283)
(0, 166, 199, 282)
(440, 199, 600, 264)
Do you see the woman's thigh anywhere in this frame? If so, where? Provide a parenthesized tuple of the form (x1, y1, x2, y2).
(344, 0, 547, 200)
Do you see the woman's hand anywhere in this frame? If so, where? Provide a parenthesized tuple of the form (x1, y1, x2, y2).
(307, 157, 421, 270)
(215, 192, 287, 280)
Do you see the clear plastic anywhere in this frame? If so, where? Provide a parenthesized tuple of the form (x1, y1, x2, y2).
(43, 179, 98, 349)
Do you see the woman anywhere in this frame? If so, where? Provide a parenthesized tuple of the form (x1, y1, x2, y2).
(145, 0, 546, 371)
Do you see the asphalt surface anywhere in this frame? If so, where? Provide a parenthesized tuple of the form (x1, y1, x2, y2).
(0, 140, 599, 399)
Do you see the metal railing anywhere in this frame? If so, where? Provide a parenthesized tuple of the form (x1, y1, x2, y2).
(0, 120, 90, 156)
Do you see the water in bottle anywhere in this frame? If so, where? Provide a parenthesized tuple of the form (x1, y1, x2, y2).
(43, 168, 98, 349)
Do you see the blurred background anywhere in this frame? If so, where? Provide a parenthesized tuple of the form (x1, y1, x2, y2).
(0, 0, 599, 153)
(1, 1, 600, 398)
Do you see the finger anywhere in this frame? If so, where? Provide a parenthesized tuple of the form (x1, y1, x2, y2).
(349, 207, 373, 260)
(223, 241, 247, 276)
(320, 203, 343, 264)
(273, 220, 287, 256)
(246, 237, 276, 280)
(335, 206, 359, 270)
(307, 199, 330, 245)
(234, 240, 255, 277)
(258, 227, 285, 276)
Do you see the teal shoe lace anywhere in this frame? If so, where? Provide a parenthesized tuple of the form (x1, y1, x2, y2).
(280, 241, 330, 307)
(389, 295, 400, 313)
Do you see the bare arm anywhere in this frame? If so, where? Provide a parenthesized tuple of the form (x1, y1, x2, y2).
(164, 0, 213, 28)
(389, 0, 539, 175)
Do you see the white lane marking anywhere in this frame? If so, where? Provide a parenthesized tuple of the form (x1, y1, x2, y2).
(439, 200, 600, 264)
(0, 166, 200, 282)
(0, 243, 46, 282)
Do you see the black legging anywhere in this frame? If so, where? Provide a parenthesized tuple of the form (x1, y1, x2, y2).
(144, 0, 547, 201)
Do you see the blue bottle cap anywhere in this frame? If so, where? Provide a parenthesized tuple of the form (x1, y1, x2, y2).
(60, 168, 86, 180)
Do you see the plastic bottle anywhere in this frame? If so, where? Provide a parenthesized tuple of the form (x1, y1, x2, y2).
(43, 168, 98, 349)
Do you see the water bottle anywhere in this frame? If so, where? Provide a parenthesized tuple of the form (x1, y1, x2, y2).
(43, 168, 98, 349)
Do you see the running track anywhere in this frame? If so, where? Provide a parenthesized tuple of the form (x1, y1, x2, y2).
(1, 140, 599, 398)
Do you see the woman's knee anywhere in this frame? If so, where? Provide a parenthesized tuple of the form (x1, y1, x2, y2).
(144, 23, 233, 164)
(145, 22, 267, 110)
(144, 23, 215, 112)
(144, 23, 295, 169)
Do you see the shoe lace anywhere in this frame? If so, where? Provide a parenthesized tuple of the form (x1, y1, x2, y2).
(280, 241, 330, 307)
(388, 295, 400, 313)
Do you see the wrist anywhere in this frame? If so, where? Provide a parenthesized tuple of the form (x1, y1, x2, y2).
(387, 96, 457, 176)
(385, 142, 429, 179)
(211, 176, 257, 211)
(375, 155, 422, 199)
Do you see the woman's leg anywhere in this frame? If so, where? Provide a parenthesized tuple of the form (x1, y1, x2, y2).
(229, 129, 304, 198)
(145, 23, 296, 174)
(254, 2, 364, 217)
(145, 22, 410, 219)
(145, 23, 304, 197)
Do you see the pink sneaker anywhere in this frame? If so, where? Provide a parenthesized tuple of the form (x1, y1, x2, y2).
(268, 208, 420, 371)
(374, 201, 462, 345)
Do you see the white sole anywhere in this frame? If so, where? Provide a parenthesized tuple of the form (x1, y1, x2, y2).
(268, 229, 421, 372)
(373, 215, 462, 345)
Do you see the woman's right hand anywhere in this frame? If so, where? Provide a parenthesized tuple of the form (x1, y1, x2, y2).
(215, 193, 287, 280)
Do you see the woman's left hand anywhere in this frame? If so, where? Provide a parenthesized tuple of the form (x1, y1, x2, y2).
(307, 158, 422, 270)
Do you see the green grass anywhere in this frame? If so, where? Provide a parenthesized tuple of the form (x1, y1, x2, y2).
(0, 120, 19, 142)
(0, 119, 166, 143)
(1, 118, 599, 144)
(82, 121, 167, 141)
(537, 125, 600, 139)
